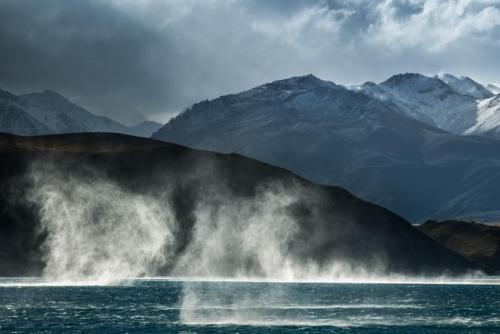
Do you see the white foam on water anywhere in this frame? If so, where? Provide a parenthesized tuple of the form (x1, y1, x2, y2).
(177, 276, 500, 327)
(2, 275, 500, 287)
(157, 303, 422, 311)
(180, 317, 500, 328)
(0, 277, 120, 287)
(2, 277, 499, 328)
(182, 303, 422, 310)
(138, 275, 500, 285)
(180, 318, 356, 327)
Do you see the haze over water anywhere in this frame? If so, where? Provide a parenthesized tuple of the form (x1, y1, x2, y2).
(1, 278, 500, 333)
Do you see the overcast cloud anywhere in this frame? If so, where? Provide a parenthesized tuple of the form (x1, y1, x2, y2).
(0, 0, 499, 124)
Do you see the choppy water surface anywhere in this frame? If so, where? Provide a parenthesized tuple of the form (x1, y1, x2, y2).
(1, 278, 500, 333)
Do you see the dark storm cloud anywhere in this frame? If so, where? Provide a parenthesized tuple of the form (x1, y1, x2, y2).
(0, 0, 172, 124)
(0, 0, 499, 124)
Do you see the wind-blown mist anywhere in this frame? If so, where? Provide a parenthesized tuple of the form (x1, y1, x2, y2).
(24, 160, 384, 284)
(4, 130, 473, 285)
(27, 163, 176, 283)
(172, 185, 300, 278)
(172, 184, 381, 281)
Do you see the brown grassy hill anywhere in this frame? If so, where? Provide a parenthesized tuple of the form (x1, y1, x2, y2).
(419, 220, 500, 274)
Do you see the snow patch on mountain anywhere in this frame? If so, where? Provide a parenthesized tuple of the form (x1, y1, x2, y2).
(464, 95, 500, 137)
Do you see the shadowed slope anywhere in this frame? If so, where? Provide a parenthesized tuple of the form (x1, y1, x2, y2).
(0, 133, 474, 278)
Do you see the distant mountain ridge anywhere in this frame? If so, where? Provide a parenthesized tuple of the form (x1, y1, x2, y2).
(153, 73, 500, 223)
(0, 89, 50, 135)
(0, 88, 161, 137)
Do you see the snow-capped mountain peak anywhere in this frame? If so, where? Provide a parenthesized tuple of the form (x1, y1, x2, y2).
(436, 73, 493, 99)
(163, 74, 395, 138)
(353, 72, 500, 139)
(380, 73, 450, 94)
(269, 74, 335, 89)
(152, 74, 407, 151)
(371, 73, 477, 133)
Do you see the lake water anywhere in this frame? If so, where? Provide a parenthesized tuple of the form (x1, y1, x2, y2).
(1, 278, 500, 333)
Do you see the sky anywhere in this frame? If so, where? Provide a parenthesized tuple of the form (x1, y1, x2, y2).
(0, 0, 499, 125)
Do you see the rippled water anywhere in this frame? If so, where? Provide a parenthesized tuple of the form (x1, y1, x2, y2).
(1, 278, 500, 333)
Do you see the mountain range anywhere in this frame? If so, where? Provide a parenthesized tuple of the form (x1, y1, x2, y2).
(0, 88, 161, 137)
(153, 73, 500, 222)
(3, 73, 500, 223)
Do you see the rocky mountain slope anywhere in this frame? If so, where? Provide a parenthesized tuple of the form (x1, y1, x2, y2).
(0, 89, 51, 135)
(153, 74, 500, 222)
(0, 88, 161, 137)
(0, 133, 474, 278)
